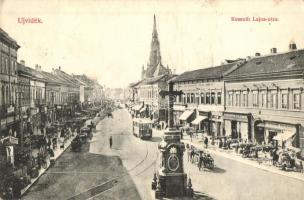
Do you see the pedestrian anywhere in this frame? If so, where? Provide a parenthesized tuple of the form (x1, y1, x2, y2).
(109, 136, 113, 148)
(12, 176, 22, 200)
(190, 132, 193, 142)
(204, 137, 208, 149)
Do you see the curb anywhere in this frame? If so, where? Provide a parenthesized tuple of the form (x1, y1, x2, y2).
(182, 139, 304, 182)
(21, 115, 106, 196)
(21, 136, 75, 196)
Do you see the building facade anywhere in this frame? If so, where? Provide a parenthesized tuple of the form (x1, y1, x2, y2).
(171, 62, 238, 138)
(0, 28, 20, 139)
(224, 44, 304, 155)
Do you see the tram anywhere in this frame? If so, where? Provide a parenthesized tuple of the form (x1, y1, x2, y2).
(132, 118, 153, 139)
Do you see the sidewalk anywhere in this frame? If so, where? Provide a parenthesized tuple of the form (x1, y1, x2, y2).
(21, 114, 106, 196)
(181, 135, 304, 182)
(21, 134, 75, 196)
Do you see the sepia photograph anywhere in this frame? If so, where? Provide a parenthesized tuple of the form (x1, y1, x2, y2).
(0, 0, 304, 199)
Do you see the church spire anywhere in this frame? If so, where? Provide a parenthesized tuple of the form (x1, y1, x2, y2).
(153, 14, 158, 37)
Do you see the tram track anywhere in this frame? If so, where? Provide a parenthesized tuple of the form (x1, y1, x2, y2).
(67, 109, 160, 200)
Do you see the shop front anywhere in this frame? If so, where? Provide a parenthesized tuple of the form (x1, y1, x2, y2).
(179, 110, 195, 127)
(255, 121, 299, 148)
(196, 111, 211, 135)
(223, 112, 252, 141)
(210, 113, 222, 138)
(191, 115, 207, 133)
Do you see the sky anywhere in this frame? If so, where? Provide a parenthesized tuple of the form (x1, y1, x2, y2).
(1, 0, 304, 88)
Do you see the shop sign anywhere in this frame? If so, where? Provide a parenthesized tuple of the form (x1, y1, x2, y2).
(224, 113, 248, 122)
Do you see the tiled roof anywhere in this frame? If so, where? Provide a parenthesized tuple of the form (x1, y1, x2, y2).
(225, 49, 304, 79)
(54, 69, 80, 87)
(171, 63, 236, 83)
(39, 71, 66, 85)
(17, 63, 46, 82)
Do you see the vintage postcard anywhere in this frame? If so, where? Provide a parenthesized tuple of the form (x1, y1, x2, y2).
(0, 0, 304, 199)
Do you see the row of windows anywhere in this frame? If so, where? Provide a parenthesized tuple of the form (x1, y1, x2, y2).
(0, 41, 17, 55)
(140, 88, 158, 99)
(177, 92, 222, 105)
(227, 91, 301, 110)
(0, 55, 17, 75)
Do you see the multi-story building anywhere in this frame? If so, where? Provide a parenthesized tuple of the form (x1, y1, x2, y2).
(39, 70, 63, 124)
(132, 15, 173, 121)
(0, 28, 20, 138)
(52, 67, 81, 117)
(17, 62, 47, 135)
(224, 44, 304, 155)
(170, 62, 239, 137)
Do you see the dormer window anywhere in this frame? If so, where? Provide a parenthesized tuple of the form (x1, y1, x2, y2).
(256, 61, 262, 65)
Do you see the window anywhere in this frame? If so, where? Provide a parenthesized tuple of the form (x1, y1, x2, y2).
(261, 93, 267, 108)
(196, 93, 200, 104)
(200, 93, 205, 104)
(253, 93, 258, 107)
(293, 93, 300, 109)
(206, 92, 210, 104)
(281, 93, 288, 109)
(228, 93, 233, 106)
(269, 93, 277, 108)
(217, 92, 222, 105)
(235, 94, 240, 106)
(190, 93, 194, 103)
(242, 93, 248, 107)
(186, 93, 190, 103)
(211, 92, 215, 104)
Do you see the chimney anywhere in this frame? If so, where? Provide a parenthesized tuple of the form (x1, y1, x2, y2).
(58, 66, 61, 70)
(20, 60, 25, 65)
(255, 52, 261, 56)
(270, 48, 277, 54)
(35, 64, 39, 70)
(289, 42, 297, 50)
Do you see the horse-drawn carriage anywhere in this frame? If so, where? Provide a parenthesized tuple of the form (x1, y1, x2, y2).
(191, 149, 214, 170)
(71, 136, 82, 152)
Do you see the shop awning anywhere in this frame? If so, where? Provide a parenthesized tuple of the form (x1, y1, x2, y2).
(179, 110, 193, 121)
(191, 116, 207, 125)
(273, 131, 296, 141)
(133, 104, 143, 111)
